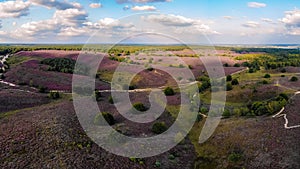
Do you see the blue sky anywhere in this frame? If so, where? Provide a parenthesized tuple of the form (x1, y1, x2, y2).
(0, 0, 299, 44)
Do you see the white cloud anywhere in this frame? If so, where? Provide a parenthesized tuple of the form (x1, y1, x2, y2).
(0, 21, 2, 29)
(89, 3, 102, 9)
(53, 8, 88, 27)
(0, 0, 31, 18)
(280, 9, 300, 35)
(30, 0, 81, 10)
(12, 22, 17, 26)
(116, 0, 171, 3)
(132, 5, 156, 11)
(261, 18, 273, 23)
(223, 16, 233, 20)
(145, 14, 195, 26)
(144, 14, 219, 35)
(242, 21, 260, 28)
(247, 2, 267, 8)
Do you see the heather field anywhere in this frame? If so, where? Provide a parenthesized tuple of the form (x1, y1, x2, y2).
(0, 45, 299, 169)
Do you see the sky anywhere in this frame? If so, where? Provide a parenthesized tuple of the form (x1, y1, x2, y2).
(0, 0, 299, 44)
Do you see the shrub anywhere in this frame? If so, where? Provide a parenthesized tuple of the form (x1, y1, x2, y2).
(108, 96, 114, 104)
(290, 76, 298, 82)
(226, 83, 233, 91)
(278, 93, 289, 101)
(223, 63, 229, 67)
(226, 75, 232, 81)
(94, 112, 115, 125)
(222, 109, 231, 118)
(233, 63, 240, 67)
(49, 91, 60, 99)
(264, 74, 271, 78)
(133, 102, 147, 112)
(200, 107, 209, 114)
(228, 153, 242, 163)
(94, 90, 101, 101)
(164, 87, 175, 96)
(262, 80, 268, 84)
(147, 67, 154, 71)
(38, 85, 48, 93)
(231, 79, 239, 85)
(152, 122, 167, 134)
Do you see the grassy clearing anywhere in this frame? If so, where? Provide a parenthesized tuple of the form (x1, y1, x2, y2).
(6, 55, 31, 66)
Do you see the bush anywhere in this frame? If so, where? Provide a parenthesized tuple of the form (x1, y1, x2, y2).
(94, 112, 115, 125)
(231, 79, 239, 85)
(223, 63, 229, 67)
(222, 109, 231, 118)
(147, 67, 154, 71)
(228, 153, 242, 163)
(226, 83, 233, 91)
(94, 90, 101, 101)
(233, 63, 240, 67)
(38, 86, 48, 93)
(133, 102, 147, 112)
(262, 80, 268, 84)
(152, 122, 167, 134)
(164, 87, 175, 96)
(264, 74, 271, 78)
(49, 91, 60, 99)
(290, 76, 298, 82)
(108, 96, 114, 104)
(226, 75, 232, 81)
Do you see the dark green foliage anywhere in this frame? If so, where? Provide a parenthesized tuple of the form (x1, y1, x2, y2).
(94, 112, 115, 125)
(290, 76, 298, 82)
(278, 93, 289, 101)
(164, 87, 175, 96)
(94, 90, 101, 101)
(40, 58, 89, 75)
(233, 63, 240, 67)
(108, 96, 114, 104)
(133, 102, 147, 112)
(152, 122, 167, 134)
(226, 75, 232, 81)
(228, 153, 242, 163)
(223, 63, 229, 67)
(262, 80, 268, 84)
(38, 85, 48, 93)
(250, 95, 288, 116)
(147, 67, 154, 71)
(222, 109, 231, 118)
(49, 91, 60, 99)
(226, 83, 233, 91)
(264, 74, 271, 78)
(129, 85, 136, 90)
(231, 79, 239, 85)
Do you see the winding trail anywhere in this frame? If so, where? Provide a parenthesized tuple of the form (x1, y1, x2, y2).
(272, 91, 300, 129)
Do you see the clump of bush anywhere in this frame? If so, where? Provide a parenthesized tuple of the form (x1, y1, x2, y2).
(49, 91, 60, 99)
(228, 152, 242, 163)
(250, 93, 288, 116)
(164, 87, 175, 96)
(94, 112, 115, 125)
(108, 96, 114, 104)
(152, 122, 167, 134)
(231, 79, 239, 85)
(133, 102, 147, 112)
(290, 76, 298, 82)
(226, 75, 232, 81)
(226, 83, 233, 91)
(222, 109, 231, 118)
(264, 74, 271, 78)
